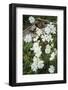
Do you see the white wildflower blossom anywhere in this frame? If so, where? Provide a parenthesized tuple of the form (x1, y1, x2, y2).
(33, 56, 39, 62)
(24, 34, 32, 43)
(35, 51, 42, 57)
(48, 22, 54, 28)
(45, 34, 52, 42)
(30, 48, 33, 51)
(34, 46, 42, 57)
(45, 44, 51, 54)
(37, 60, 44, 69)
(45, 48, 51, 54)
(33, 35, 39, 41)
(51, 38, 53, 42)
(30, 41, 42, 57)
(41, 34, 46, 42)
(36, 28, 42, 36)
(51, 43, 54, 47)
(44, 22, 56, 35)
(31, 42, 41, 52)
(34, 46, 41, 53)
(50, 48, 57, 61)
(29, 16, 35, 23)
(51, 27, 56, 34)
(33, 41, 39, 48)
(31, 56, 44, 72)
(49, 22, 56, 34)
(48, 65, 55, 73)
(50, 52, 56, 61)
(44, 26, 51, 34)
(31, 63, 38, 72)
(41, 34, 53, 43)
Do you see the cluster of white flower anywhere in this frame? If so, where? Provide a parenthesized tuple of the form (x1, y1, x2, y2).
(45, 22, 56, 34)
(45, 44, 51, 54)
(24, 16, 57, 73)
(29, 16, 35, 24)
(36, 28, 42, 36)
(40, 22, 56, 43)
(31, 40, 44, 72)
(33, 35, 39, 42)
(44, 26, 51, 34)
(48, 65, 55, 73)
(46, 34, 53, 42)
(31, 56, 44, 72)
(42, 33, 53, 43)
(51, 43, 54, 47)
(31, 41, 42, 57)
(24, 34, 32, 43)
(30, 30, 44, 72)
(41, 34, 53, 42)
(50, 48, 57, 61)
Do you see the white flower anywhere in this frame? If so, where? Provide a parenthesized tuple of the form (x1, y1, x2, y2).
(31, 41, 41, 52)
(51, 43, 54, 47)
(30, 41, 42, 57)
(44, 26, 51, 34)
(37, 60, 44, 69)
(51, 38, 53, 42)
(50, 48, 57, 61)
(34, 46, 41, 53)
(45, 44, 51, 54)
(49, 22, 56, 34)
(31, 63, 38, 72)
(34, 46, 42, 57)
(45, 22, 56, 34)
(31, 56, 44, 72)
(24, 34, 32, 43)
(32, 42, 39, 49)
(45, 34, 52, 42)
(35, 51, 42, 57)
(48, 65, 55, 73)
(33, 56, 39, 62)
(29, 16, 35, 23)
(50, 52, 56, 61)
(41, 34, 52, 42)
(41, 34, 46, 42)
(48, 22, 54, 29)
(51, 27, 56, 34)
(33, 35, 39, 41)
(36, 28, 42, 36)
